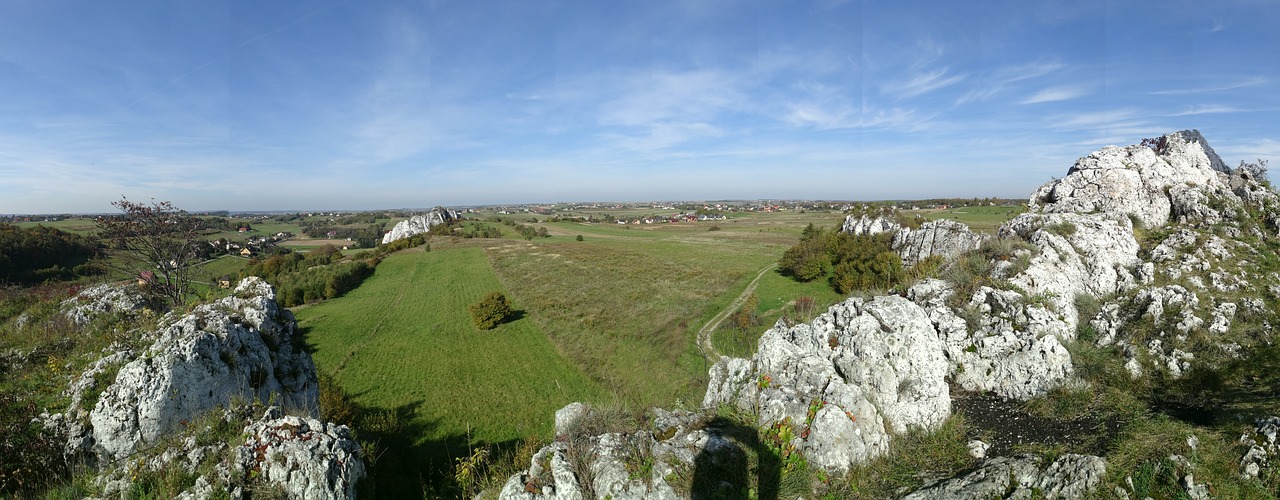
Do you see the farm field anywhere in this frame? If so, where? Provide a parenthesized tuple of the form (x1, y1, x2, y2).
(295, 247, 607, 492)
(13, 218, 99, 234)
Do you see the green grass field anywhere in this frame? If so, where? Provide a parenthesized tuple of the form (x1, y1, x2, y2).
(295, 247, 607, 491)
(906, 205, 1027, 233)
(13, 218, 99, 234)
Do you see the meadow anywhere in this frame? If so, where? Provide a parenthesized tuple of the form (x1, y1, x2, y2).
(905, 204, 1027, 233)
(295, 246, 609, 492)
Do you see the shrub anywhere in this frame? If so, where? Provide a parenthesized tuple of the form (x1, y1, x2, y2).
(575, 235, 584, 241)
(469, 292, 514, 330)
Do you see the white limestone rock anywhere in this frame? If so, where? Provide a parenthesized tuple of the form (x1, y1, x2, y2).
(904, 454, 1106, 500)
(841, 214, 901, 236)
(702, 295, 951, 473)
(908, 281, 1075, 400)
(380, 207, 460, 244)
(89, 277, 319, 461)
(62, 283, 149, 325)
(232, 407, 365, 500)
(1029, 129, 1233, 228)
(1240, 416, 1280, 480)
(892, 219, 989, 266)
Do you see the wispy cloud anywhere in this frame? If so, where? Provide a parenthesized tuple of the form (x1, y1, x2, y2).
(957, 61, 1067, 105)
(1020, 85, 1089, 104)
(1167, 105, 1243, 116)
(784, 102, 918, 130)
(886, 68, 966, 99)
(1150, 77, 1266, 95)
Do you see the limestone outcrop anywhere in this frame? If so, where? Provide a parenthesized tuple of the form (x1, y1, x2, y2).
(704, 295, 951, 473)
(893, 219, 988, 266)
(903, 454, 1106, 500)
(89, 277, 319, 460)
(230, 407, 365, 500)
(380, 207, 460, 244)
(841, 215, 987, 266)
(38, 278, 366, 498)
(61, 283, 149, 325)
(1029, 129, 1232, 228)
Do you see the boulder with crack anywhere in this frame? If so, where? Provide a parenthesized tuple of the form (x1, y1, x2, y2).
(893, 219, 989, 266)
(89, 277, 319, 461)
(908, 280, 1074, 400)
(703, 295, 951, 473)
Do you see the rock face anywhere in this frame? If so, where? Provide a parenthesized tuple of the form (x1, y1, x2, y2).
(903, 454, 1106, 500)
(90, 277, 319, 460)
(1030, 129, 1232, 228)
(704, 295, 951, 473)
(893, 219, 989, 266)
(842, 215, 988, 266)
(908, 280, 1074, 400)
(380, 207, 459, 244)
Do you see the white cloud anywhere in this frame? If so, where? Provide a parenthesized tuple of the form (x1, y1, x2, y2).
(1150, 77, 1266, 95)
(887, 68, 967, 99)
(1020, 85, 1088, 104)
(1167, 105, 1243, 116)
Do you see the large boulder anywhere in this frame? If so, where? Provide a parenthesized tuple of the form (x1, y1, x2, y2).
(381, 207, 459, 244)
(89, 277, 319, 460)
(893, 219, 988, 266)
(703, 295, 951, 473)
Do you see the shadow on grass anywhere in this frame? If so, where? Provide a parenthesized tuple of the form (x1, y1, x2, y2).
(333, 394, 528, 498)
(692, 416, 780, 500)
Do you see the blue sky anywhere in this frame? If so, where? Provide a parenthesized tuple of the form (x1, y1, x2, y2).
(1, 0, 1277, 214)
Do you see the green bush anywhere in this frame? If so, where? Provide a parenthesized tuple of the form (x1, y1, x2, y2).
(469, 292, 514, 330)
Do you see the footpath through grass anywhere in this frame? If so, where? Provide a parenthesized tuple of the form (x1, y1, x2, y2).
(296, 247, 606, 494)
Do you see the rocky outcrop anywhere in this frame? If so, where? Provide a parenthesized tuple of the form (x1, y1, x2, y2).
(842, 215, 988, 266)
(380, 207, 460, 244)
(499, 406, 707, 500)
(1029, 129, 1232, 228)
(89, 277, 319, 460)
(703, 295, 951, 473)
(1240, 417, 1280, 480)
(841, 214, 900, 236)
(91, 404, 364, 500)
(903, 454, 1106, 500)
(908, 280, 1074, 400)
(893, 219, 988, 266)
(230, 407, 365, 500)
(61, 283, 149, 325)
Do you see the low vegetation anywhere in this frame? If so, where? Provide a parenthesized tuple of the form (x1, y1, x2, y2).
(469, 291, 514, 330)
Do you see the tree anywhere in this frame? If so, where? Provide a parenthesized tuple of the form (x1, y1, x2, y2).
(469, 291, 514, 330)
(96, 197, 202, 305)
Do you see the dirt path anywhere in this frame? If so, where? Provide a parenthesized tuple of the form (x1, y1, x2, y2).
(697, 263, 777, 361)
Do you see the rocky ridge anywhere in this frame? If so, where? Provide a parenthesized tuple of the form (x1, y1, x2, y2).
(498, 130, 1280, 498)
(41, 278, 364, 499)
(380, 207, 460, 244)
